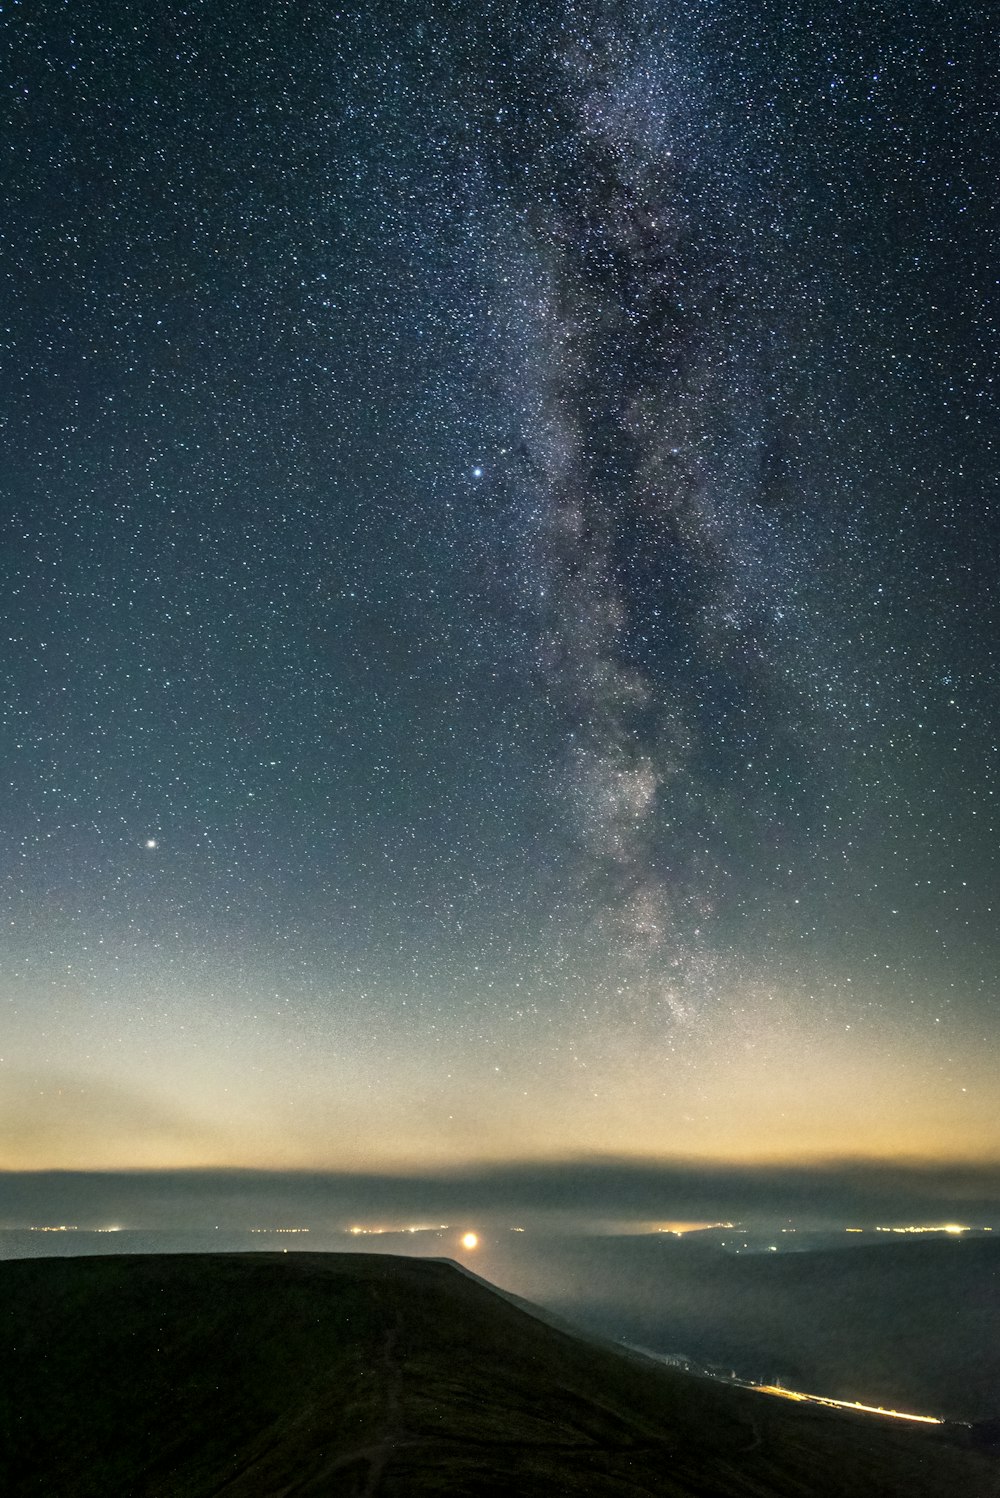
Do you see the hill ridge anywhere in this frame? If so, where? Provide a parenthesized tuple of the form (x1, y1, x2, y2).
(0, 1251, 994, 1496)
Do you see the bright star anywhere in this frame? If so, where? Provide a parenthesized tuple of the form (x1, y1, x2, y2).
(144, 838, 158, 850)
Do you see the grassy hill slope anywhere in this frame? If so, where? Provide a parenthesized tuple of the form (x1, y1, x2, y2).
(0, 1252, 994, 1496)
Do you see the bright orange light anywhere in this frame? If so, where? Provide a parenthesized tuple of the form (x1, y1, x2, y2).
(461, 1232, 478, 1250)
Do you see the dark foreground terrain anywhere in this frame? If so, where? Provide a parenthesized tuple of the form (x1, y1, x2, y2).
(0, 1253, 995, 1496)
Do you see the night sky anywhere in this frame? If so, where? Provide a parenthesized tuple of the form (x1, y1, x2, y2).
(3, 0, 998, 1181)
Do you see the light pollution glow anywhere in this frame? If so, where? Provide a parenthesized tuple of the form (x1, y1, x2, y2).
(2, 975, 996, 1172)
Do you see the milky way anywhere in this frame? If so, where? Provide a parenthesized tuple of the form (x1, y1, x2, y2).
(484, 8, 802, 1023)
(516, 59, 718, 1016)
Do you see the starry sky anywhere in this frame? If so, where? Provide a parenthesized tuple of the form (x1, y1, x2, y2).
(3, 0, 998, 1181)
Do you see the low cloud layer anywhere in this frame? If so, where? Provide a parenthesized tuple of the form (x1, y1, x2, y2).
(3, 1156, 999, 1232)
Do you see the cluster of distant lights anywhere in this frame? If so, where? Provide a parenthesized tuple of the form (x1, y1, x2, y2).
(649, 1222, 990, 1253)
(347, 1223, 448, 1236)
(654, 1221, 735, 1235)
(651, 1222, 987, 1238)
(346, 1224, 481, 1249)
(28, 1225, 120, 1233)
(868, 1223, 986, 1235)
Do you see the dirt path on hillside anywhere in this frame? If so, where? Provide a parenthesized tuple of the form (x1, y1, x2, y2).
(358, 1318, 405, 1496)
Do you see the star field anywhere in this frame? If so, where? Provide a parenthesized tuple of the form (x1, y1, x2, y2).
(2, 0, 998, 1171)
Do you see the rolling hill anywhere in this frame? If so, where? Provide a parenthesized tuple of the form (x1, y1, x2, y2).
(0, 1252, 994, 1496)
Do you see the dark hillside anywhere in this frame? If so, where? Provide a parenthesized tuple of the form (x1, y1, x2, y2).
(0, 1253, 993, 1496)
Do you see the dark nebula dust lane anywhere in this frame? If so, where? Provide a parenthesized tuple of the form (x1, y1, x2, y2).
(1, 0, 997, 1174)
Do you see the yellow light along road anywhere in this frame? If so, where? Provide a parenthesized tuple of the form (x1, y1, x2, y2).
(753, 1385, 943, 1425)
